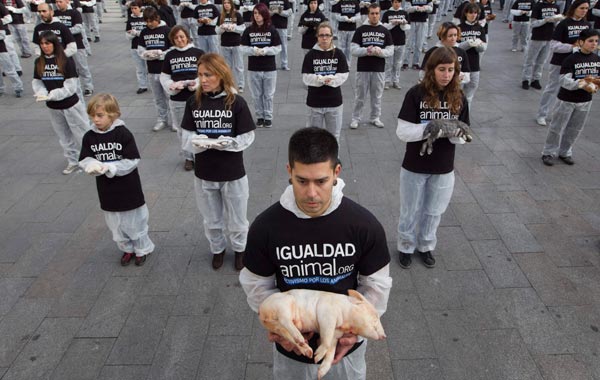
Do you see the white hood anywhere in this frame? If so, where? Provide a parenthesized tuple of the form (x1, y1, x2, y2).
(279, 178, 346, 219)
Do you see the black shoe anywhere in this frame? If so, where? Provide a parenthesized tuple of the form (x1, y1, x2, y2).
(399, 252, 412, 269)
(522, 80, 529, 90)
(559, 155, 574, 165)
(418, 250, 436, 268)
(134, 254, 147, 266)
(21, 53, 32, 58)
(84, 89, 93, 97)
(184, 159, 194, 171)
(263, 119, 272, 128)
(94, 36, 100, 43)
(401, 64, 409, 71)
(212, 250, 225, 270)
(136, 87, 148, 94)
(530, 80, 542, 90)
(256, 118, 264, 128)
(234, 251, 245, 271)
(412, 64, 420, 70)
(98, 19, 102, 23)
(121, 252, 134, 266)
(541, 155, 554, 166)
(87, 37, 92, 42)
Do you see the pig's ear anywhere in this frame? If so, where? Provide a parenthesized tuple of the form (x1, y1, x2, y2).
(348, 289, 367, 304)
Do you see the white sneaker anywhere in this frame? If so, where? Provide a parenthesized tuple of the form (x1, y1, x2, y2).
(511, 48, 517, 52)
(349, 120, 359, 129)
(536, 117, 547, 126)
(62, 163, 79, 175)
(384, 83, 390, 90)
(171, 124, 177, 132)
(238, 87, 244, 93)
(393, 82, 402, 89)
(371, 119, 384, 128)
(152, 121, 167, 131)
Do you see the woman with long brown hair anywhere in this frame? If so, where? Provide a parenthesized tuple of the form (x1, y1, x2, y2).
(395, 46, 471, 269)
(32, 31, 90, 175)
(180, 53, 256, 271)
(217, 0, 246, 92)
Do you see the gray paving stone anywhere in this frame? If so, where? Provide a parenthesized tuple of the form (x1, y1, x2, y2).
(534, 354, 594, 380)
(512, 173, 562, 201)
(139, 247, 192, 296)
(487, 213, 542, 253)
(435, 227, 481, 271)
(0, 278, 34, 316)
(2, 317, 82, 380)
(246, 317, 273, 364)
(538, 201, 599, 237)
(391, 359, 444, 380)
(97, 365, 150, 380)
(467, 183, 515, 214)
(195, 335, 249, 380)
(479, 165, 524, 191)
(451, 203, 499, 241)
(147, 316, 209, 380)
(515, 253, 593, 307)
(454, 159, 491, 184)
(106, 296, 174, 365)
(0, 299, 53, 367)
(366, 340, 394, 380)
(528, 224, 596, 268)
(7, 233, 71, 278)
(77, 276, 143, 338)
(49, 338, 114, 380)
(470, 240, 530, 288)
(208, 279, 256, 337)
(504, 191, 552, 224)
(244, 362, 273, 380)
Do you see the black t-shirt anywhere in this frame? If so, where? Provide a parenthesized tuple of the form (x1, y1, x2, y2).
(179, 0, 198, 18)
(265, 0, 291, 29)
(33, 56, 80, 109)
(241, 24, 282, 71)
(594, 0, 600, 29)
(126, 14, 146, 49)
(54, 9, 85, 50)
(407, 0, 432, 22)
(359, 0, 375, 16)
(218, 12, 244, 46)
(302, 48, 349, 108)
(557, 51, 600, 103)
(138, 24, 172, 74)
(421, 46, 471, 73)
(454, 1, 485, 21)
(33, 21, 76, 49)
(379, 0, 391, 11)
(79, 125, 146, 213)
(4, 0, 25, 24)
(549, 18, 591, 66)
(458, 21, 486, 72)
(399, 84, 470, 174)
(162, 47, 204, 101)
(241, 0, 258, 22)
(194, 3, 220, 35)
(332, 0, 360, 31)
(381, 8, 408, 46)
(511, 0, 534, 22)
(530, 1, 560, 41)
(298, 10, 327, 49)
(0, 4, 8, 52)
(180, 93, 256, 181)
(351, 23, 393, 72)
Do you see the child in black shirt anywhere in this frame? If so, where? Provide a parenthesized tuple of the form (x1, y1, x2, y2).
(79, 93, 155, 266)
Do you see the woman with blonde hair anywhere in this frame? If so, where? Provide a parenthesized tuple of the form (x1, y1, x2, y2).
(217, 0, 246, 92)
(180, 53, 256, 271)
(396, 46, 471, 269)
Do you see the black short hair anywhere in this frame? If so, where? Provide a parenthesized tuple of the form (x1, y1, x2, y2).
(288, 127, 339, 169)
(143, 6, 160, 21)
(578, 28, 600, 41)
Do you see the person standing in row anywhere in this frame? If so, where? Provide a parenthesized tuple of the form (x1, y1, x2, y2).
(126, 0, 149, 94)
(541, 29, 599, 166)
(240, 0, 257, 25)
(396, 47, 470, 269)
(178, 0, 198, 44)
(382, 0, 410, 89)
(266, 0, 292, 70)
(217, 0, 245, 91)
(332, 0, 359, 67)
(0, 8, 23, 97)
(521, 0, 561, 89)
(138, 6, 172, 131)
(349, 3, 393, 129)
(302, 22, 349, 142)
(298, 0, 327, 54)
(32, 31, 90, 175)
(402, 0, 432, 70)
(510, 0, 534, 52)
(240, 3, 281, 127)
(79, 93, 155, 267)
(194, 0, 220, 53)
(79, 0, 99, 42)
(457, 2, 486, 106)
(535, 0, 590, 126)
(32, 3, 77, 57)
(180, 53, 256, 271)
(160, 25, 204, 171)
(420, 21, 471, 85)
(3, 0, 33, 58)
(54, 0, 94, 97)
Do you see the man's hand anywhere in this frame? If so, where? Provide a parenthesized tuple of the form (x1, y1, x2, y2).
(332, 333, 358, 364)
(268, 332, 314, 357)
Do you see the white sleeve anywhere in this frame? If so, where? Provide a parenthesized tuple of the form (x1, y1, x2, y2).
(356, 264, 393, 317)
(280, 7, 292, 17)
(1, 13, 13, 25)
(423, 4, 433, 12)
(207, 16, 218, 25)
(449, 136, 466, 144)
(458, 40, 471, 50)
(233, 22, 246, 34)
(104, 159, 140, 178)
(10, 6, 26, 14)
(47, 77, 79, 100)
(70, 23, 84, 35)
(559, 72, 581, 91)
(181, 128, 208, 154)
(327, 72, 349, 87)
(298, 25, 308, 34)
(401, 23, 411, 31)
(380, 44, 394, 57)
(351, 42, 368, 57)
(160, 72, 179, 96)
(303, 73, 324, 86)
(239, 268, 279, 313)
(263, 44, 282, 55)
(137, 44, 149, 59)
(32, 78, 48, 96)
(530, 18, 546, 28)
(220, 130, 255, 152)
(461, 71, 470, 84)
(475, 40, 487, 52)
(418, 69, 424, 81)
(65, 41, 77, 57)
(451, 16, 459, 24)
(592, 8, 600, 16)
(396, 118, 426, 142)
(126, 31, 136, 40)
(550, 38, 574, 53)
(510, 9, 521, 16)
(216, 25, 225, 34)
(240, 45, 255, 55)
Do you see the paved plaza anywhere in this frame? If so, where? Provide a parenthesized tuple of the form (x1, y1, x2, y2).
(1, 3, 600, 379)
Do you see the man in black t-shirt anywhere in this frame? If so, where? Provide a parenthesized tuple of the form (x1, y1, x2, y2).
(240, 127, 392, 380)
(349, 3, 393, 129)
(32, 3, 78, 56)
